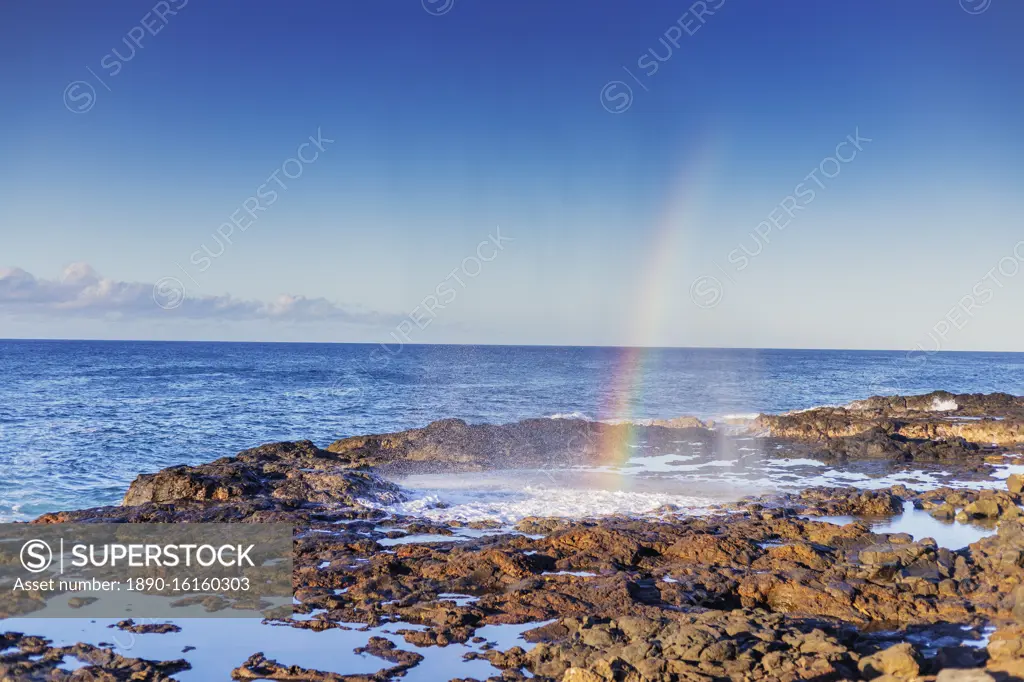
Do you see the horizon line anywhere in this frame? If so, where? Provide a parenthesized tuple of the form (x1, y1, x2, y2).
(1, 337, 1022, 355)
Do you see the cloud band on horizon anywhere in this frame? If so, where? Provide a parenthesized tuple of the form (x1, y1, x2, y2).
(0, 263, 399, 325)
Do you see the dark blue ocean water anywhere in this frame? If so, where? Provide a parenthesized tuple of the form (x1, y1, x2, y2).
(2, 340, 1023, 520)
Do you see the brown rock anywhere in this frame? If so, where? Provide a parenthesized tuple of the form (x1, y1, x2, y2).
(110, 619, 181, 634)
(987, 625, 1024, 661)
(650, 416, 707, 429)
(759, 391, 1024, 447)
(963, 499, 1001, 519)
(858, 643, 920, 679)
(935, 670, 995, 682)
(121, 440, 403, 508)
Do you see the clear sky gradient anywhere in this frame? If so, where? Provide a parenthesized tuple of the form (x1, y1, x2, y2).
(1, 0, 1022, 350)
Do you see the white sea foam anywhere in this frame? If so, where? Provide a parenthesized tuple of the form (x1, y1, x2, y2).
(545, 413, 668, 426)
(599, 417, 658, 426)
(991, 463, 1024, 479)
(376, 463, 958, 526)
(789, 405, 842, 414)
(929, 397, 959, 411)
(548, 414, 713, 427)
(377, 484, 718, 525)
(546, 412, 592, 421)
(588, 453, 697, 474)
(367, 440, 1022, 527)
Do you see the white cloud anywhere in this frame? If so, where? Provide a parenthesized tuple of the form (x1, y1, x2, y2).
(0, 263, 396, 325)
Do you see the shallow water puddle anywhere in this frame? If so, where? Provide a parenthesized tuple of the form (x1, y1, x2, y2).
(377, 533, 466, 546)
(811, 502, 997, 550)
(870, 502, 997, 549)
(0, 616, 550, 680)
(57, 655, 89, 672)
(1, 618, 390, 680)
(437, 593, 479, 606)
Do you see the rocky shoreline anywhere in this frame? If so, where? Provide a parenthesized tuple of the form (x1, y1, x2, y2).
(3, 391, 1024, 681)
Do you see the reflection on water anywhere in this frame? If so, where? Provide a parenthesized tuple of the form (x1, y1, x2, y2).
(0, 616, 549, 681)
(871, 502, 998, 549)
(814, 501, 998, 550)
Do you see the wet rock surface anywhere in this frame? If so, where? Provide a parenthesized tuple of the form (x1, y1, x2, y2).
(758, 391, 1024, 449)
(232, 636, 425, 681)
(325, 417, 721, 473)
(0, 632, 190, 680)
(111, 619, 182, 635)
(5, 392, 1024, 681)
(121, 440, 405, 507)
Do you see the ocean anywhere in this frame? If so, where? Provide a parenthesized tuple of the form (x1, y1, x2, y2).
(3, 340, 1024, 680)
(2, 339, 1024, 521)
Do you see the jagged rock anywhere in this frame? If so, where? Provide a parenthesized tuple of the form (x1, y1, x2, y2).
(987, 625, 1024, 661)
(935, 670, 995, 682)
(858, 642, 920, 679)
(1012, 585, 1024, 620)
(0, 633, 191, 681)
(121, 440, 404, 508)
(352, 636, 424, 667)
(796, 487, 903, 516)
(815, 428, 983, 463)
(561, 669, 604, 682)
(758, 391, 1024, 447)
(111, 619, 181, 634)
(962, 498, 1001, 519)
(327, 417, 718, 473)
(649, 416, 707, 429)
(16, 395, 1024, 681)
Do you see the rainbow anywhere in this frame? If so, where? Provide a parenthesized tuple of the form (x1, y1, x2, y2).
(594, 134, 723, 468)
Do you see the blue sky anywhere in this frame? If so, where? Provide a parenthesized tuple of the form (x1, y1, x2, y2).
(1, 0, 1022, 350)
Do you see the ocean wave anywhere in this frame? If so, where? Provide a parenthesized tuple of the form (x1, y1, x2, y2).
(929, 397, 959, 411)
(789, 404, 846, 414)
(0, 503, 25, 523)
(546, 414, 672, 427)
(598, 417, 657, 426)
(546, 412, 593, 421)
